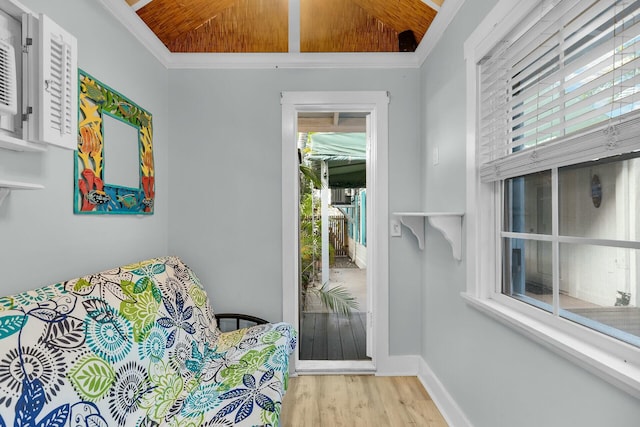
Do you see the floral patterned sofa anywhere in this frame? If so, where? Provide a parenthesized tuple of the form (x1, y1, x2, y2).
(0, 256, 296, 426)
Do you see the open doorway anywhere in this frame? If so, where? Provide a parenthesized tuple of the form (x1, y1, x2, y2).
(297, 127, 370, 361)
(281, 91, 390, 374)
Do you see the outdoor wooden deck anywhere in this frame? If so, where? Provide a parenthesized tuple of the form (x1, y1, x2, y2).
(300, 312, 370, 360)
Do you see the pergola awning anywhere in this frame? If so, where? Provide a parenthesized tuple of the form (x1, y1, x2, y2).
(306, 132, 366, 188)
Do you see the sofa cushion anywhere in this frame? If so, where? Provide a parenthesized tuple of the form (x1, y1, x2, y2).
(0, 256, 296, 426)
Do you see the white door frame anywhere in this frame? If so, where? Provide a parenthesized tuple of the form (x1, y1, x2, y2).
(281, 91, 389, 373)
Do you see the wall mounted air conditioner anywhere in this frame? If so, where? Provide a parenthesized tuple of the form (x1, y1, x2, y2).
(331, 188, 351, 205)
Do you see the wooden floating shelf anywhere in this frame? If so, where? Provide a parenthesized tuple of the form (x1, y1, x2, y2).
(393, 212, 464, 260)
(0, 180, 45, 207)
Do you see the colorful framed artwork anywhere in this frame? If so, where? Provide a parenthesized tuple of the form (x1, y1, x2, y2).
(74, 70, 154, 215)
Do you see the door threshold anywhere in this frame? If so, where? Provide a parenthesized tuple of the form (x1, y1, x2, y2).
(295, 360, 375, 375)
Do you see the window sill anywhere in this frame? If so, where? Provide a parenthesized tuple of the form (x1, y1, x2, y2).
(461, 292, 640, 399)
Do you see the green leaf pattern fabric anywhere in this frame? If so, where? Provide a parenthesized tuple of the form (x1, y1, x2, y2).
(0, 256, 296, 426)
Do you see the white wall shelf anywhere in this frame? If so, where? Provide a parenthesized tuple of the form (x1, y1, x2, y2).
(0, 134, 47, 152)
(0, 179, 44, 206)
(394, 212, 464, 260)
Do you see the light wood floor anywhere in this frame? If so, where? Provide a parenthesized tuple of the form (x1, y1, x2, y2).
(280, 375, 448, 426)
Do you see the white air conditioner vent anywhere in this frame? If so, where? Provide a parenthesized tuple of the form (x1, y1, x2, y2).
(0, 39, 16, 116)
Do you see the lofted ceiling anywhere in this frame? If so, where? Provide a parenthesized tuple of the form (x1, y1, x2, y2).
(124, 0, 444, 54)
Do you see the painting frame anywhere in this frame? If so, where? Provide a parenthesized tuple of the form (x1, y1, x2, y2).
(74, 70, 154, 215)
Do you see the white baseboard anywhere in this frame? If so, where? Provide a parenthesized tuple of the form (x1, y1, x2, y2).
(418, 357, 472, 427)
(376, 354, 420, 376)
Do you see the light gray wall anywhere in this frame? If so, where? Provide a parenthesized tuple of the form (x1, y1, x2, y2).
(0, 0, 169, 291)
(6, 3, 633, 423)
(421, 1, 640, 426)
(168, 68, 423, 353)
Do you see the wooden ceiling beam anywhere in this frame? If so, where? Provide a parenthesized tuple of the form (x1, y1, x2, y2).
(289, 0, 300, 53)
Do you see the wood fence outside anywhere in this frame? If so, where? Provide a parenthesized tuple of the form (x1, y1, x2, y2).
(329, 215, 348, 257)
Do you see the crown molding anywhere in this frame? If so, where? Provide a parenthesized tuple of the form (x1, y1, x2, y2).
(99, 0, 172, 66)
(165, 52, 421, 69)
(100, 0, 464, 70)
(131, 0, 152, 12)
(415, 0, 465, 66)
(422, 0, 441, 12)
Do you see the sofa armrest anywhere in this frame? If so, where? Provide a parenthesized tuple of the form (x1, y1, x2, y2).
(215, 321, 297, 359)
(186, 322, 297, 426)
(215, 312, 268, 332)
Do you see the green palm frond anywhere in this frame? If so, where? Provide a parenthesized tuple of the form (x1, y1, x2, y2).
(308, 282, 359, 316)
(299, 164, 323, 189)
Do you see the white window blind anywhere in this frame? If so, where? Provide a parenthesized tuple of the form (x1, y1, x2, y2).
(480, 0, 640, 182)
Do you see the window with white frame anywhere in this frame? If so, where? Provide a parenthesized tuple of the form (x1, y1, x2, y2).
(466, 0, 640, 395)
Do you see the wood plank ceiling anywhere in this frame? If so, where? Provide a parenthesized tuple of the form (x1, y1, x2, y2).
(127, 0, 444, 53)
